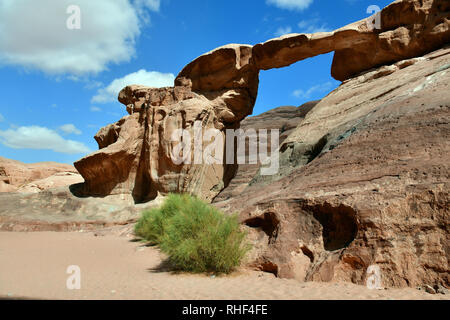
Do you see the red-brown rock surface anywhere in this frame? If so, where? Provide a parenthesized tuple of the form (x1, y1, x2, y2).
(214, 47, 450, 289)
(74, 0, 450, 203)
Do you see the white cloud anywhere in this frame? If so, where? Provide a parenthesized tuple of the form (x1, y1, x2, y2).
(0, 0, 159, 75)
(298, 18, 331, 33)
(90, 106, 102, 112)
(0, 113, 4, 122)
(92, 69, 175, 104)
(0, 126, 90, 154)
(59, 124, 82, 135)
(267, 0, 313, 11)
(274, 26, 293, 37)
(293, 82, 335, 99)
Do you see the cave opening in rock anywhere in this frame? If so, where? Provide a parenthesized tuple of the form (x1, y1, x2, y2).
(304, 203, 358, 251)
(258, 261, 279, 276)
(244, 212, 280, 244)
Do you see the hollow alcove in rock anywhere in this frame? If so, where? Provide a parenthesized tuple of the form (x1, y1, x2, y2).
(244, 211, 280, 244)
(258, 260, 279, 276)
(302, 203, 358, 251)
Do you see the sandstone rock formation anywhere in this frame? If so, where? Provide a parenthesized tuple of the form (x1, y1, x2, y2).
(1, 0, 445, 289)
(215, 46, 450, 289)
(75, 81, 245, 203)
(0, 157, 82, 193)
(74, 0, 450, 203)
(255, 0, 450, 81)
(214, 101, 319, 202)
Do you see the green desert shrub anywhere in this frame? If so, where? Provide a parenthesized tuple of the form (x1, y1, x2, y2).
(134, 193, 189, 245)
(134, 193, 249, 274)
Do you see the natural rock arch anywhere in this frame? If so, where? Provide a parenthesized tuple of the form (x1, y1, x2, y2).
(74, 0, 450, 203)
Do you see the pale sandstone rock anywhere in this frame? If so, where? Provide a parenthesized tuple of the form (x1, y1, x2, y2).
(17, 172, 84, 193)
(0, 181, 17, 193)
(0, 156, 80, 193)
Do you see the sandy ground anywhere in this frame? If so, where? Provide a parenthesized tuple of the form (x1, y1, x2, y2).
(0, 231, 448, 300)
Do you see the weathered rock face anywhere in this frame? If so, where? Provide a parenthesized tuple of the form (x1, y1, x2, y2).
(214, 47, 450, 288)
(75, 0, 449, 202)
(332, 0, 450, 80)
(0, 157, 82, 193)
(0, 186, 161, 232)
(214, 102, 319, 202)
(75, 46, 255, 203)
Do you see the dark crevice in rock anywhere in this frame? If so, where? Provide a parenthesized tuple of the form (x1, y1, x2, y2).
(133, 108, 157, 204)
(307, 135, 329, 164)
(301, 246, 315, 263)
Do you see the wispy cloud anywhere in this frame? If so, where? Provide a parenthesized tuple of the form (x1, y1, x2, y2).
(92, 69, 175, 104)
(298, 18, 331, 33)
(293, 81, 335, 99)
(90, 106, 102, 112)
(274, 26, 293, 37)
(0, 113, 4, 122)
(266, 0, 313, 11)
(0, 126, 90, 154)
(59, 124, 82, 135)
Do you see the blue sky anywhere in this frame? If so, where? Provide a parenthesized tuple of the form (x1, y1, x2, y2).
(0, 0, 392, 164)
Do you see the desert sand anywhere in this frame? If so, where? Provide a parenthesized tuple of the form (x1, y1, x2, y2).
(0, 230, 447, 300)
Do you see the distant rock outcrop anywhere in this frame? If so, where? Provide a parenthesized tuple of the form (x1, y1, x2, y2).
(74, 0, 450, 202)
(0, 157, 82, 193)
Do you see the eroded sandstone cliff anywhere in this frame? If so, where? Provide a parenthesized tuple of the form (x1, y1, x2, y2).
(215, 46, 450, 289)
